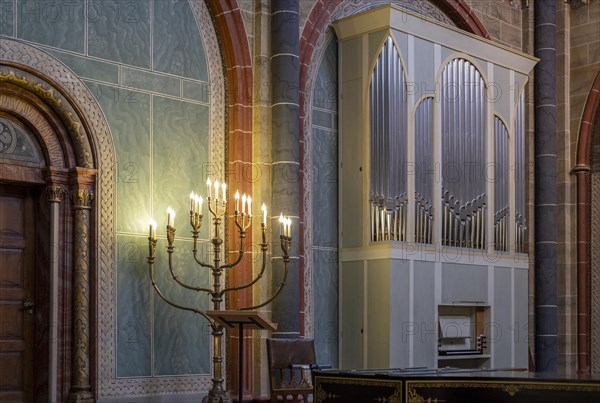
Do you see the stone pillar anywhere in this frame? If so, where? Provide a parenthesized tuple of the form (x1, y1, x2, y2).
(271, 0, 300, 338)
(68, 186, 94, 402)
(534, 0, 558, 373)
(46, 185, 65, 403)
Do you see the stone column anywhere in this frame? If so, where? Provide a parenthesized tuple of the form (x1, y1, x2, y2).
(46, 185, 65, 403)
(271, 0, 300, 338)
(534, 0, 558, 373)
(68, 188, 94, 402)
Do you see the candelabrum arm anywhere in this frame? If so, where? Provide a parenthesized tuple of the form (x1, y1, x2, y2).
(148, 257, 214, 326)
(221, 232, 245, 270)
(192, 235, 215, 269)
(219, 244, 267, 296)
(168, 250, 212, 294)
(239, 256, 289, 311)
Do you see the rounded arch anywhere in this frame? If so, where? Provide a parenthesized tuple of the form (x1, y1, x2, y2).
(575, 70, 600, 375)
(0, 37, 116, 401)
(436, 53, 489, 86)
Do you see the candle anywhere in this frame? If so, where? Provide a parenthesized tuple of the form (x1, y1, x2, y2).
(167, 207, 175, 227)
(214, 180, 220, 201)
(262, 203, 267, 226)
(247, 196, 252, 217)
(206, 178, 212, 199)
(198, 195, 203, 215)
(149, 218, 156, 239)
(222, 182, 227, 202)
(241, 194, 247, 215)
(190, 192, 195, 213)
(235, 191, 240, 212)
(287, 217, 292, 237)
(279, 213, 284, 236)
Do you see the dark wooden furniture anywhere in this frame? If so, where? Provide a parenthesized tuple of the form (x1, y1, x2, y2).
(267, 338, 316, 402)
(313, 368, 600, 403)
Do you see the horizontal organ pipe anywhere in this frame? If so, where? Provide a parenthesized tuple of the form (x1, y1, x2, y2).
(369, 36, 408, 242)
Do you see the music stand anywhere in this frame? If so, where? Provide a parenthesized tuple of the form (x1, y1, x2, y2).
(207, 310, 277, 403)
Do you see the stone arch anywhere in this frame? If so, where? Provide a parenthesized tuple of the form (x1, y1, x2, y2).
(575, 70, 600, 374)
(0, 37, 115, 401)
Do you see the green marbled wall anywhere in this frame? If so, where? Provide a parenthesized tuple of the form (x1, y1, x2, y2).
(1, 0, 213, 377)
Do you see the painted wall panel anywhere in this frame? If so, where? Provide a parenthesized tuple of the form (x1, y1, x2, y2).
(413, 260, 436, 368)
(493, 266, 512, 368)
(341, 261, 364, 369)
(442, 263, 488, 304)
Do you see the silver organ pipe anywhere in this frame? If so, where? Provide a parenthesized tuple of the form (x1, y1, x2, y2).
(369, 36, 408, 242)
(415, 97, 434, 243)
(515, 91, 527, 253)
(441, 59, 487, 249)
(494, 116, 509, 252)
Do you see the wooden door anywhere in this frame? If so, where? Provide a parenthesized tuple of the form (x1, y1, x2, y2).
(0, 185, 35, 402)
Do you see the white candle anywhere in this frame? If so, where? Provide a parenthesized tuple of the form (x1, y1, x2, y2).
(149, 218, 156, 239)
(262, 204, 267, 226)
(235, 191, 240, 212)
(279, 213, 284, 236)
(222, 182, 227, 202)
(287, 218, 292, 237)
(197, 195, 203, 215)
(214, 180, 220, 201)
(167, 207, 175, 227)
(241, 194, 247, 215)
(206, 178, 212, 198)
(247, 196, 252, 217)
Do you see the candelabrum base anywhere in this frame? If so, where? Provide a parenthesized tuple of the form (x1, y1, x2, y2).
(202, 389, 232, 403)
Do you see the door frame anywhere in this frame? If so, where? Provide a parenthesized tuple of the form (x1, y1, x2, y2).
(0, 37, 113, 401)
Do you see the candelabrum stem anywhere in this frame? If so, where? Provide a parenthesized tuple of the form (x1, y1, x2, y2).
(147, 204, 292, 402)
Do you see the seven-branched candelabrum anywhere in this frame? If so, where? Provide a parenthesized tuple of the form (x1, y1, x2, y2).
(147, 181, 292, 403)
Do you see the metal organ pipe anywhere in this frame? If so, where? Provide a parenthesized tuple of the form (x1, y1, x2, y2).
(515, 91, 526, 253)
(369, 37, 408, 242)
(441, 58, 486, 249)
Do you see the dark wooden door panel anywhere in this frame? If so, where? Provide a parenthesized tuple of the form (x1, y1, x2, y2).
(0, 185, 35, 403)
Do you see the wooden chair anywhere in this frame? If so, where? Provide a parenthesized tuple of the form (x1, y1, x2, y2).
(267, 338, 316, 402)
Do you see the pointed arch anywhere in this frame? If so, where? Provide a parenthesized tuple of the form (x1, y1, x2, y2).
(369, 35, 409, 242)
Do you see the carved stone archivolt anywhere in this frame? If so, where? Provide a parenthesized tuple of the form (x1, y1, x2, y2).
(1, 37, 115, 401)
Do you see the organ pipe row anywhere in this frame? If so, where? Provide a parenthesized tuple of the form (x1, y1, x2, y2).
(494, 117, 509, 251)
(415, 97, 434, 244)
(440, 59, 487, 249)
(369, 36, 408, 241)
(368, 44, 526, 252)
(515, 92, 527, 253)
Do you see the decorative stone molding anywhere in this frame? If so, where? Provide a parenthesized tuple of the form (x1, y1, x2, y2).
(45, 186, 65, 203)
(72, 189, 94, 209)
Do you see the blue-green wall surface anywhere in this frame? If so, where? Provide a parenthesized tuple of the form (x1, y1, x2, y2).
(311, 38, 339, 368)
(2, 0, 213, 378)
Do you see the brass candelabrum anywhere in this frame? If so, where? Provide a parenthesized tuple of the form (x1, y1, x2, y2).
(147, 182, 292, 403)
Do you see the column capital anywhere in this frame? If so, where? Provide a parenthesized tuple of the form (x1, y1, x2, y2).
(46, 185, 66, 203)
(72, 189, 94, 209)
